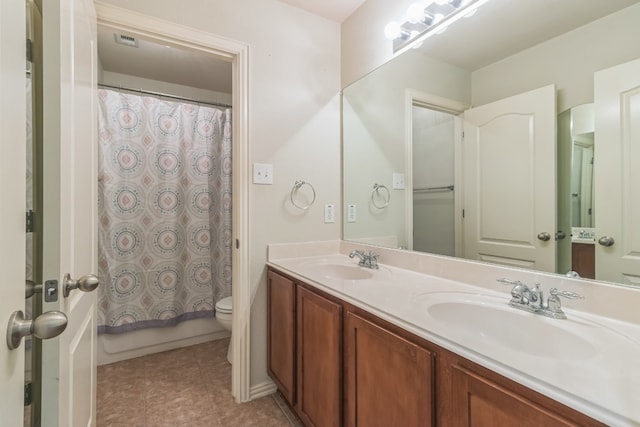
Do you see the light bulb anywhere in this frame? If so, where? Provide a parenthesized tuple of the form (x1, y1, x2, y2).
(384, 21, 402, 40)
(433, 13, 445, 24)
(406, 2, 426, 24)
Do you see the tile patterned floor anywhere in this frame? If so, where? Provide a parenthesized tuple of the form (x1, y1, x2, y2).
(97, 338, 296, 427)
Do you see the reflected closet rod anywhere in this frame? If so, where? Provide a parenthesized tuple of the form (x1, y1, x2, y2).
(413, 185, 454, 193)
(97, 83, 232, 109)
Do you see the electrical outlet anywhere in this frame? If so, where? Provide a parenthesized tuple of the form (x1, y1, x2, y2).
(324, 204, 335, 223)
(347, 204, 356, 222)
(392, 173, 405, 190)
(253, 163, 273, 184)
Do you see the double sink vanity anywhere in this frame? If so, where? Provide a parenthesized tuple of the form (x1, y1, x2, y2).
(266, 240, 640, 426)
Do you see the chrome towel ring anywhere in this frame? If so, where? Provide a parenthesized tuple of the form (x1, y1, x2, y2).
(290, 180, 316, 210)
(371, 183, 390, 209)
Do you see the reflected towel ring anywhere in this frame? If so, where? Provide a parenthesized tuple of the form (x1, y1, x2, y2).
(371, 183, 390, 209)
(290, 180, 316, 210)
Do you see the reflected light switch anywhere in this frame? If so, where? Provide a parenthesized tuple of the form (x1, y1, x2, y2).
(347, 204, 356, 222)
(392, 173, 405, 189)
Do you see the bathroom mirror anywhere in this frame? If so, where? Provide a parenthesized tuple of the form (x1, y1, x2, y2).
(342, 0, 640, 287)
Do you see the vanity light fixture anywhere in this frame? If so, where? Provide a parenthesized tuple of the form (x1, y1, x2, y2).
(385, 0, 490, 53)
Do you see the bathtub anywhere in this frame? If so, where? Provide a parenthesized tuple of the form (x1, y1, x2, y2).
(97, 317, 229, 365)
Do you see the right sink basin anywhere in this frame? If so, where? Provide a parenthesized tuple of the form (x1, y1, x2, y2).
(414, 292, 638, 361)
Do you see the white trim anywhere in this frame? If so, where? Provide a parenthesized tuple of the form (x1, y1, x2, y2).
(404, 89, 468, 253)
(94, 2, 252, 403)
(249, 380, 277, 400)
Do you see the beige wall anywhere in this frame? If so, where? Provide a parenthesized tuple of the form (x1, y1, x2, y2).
(341, 0, 413, 87)
(98, 0, 341, 388)
(342, 2, 640, 112)
(342, 49, 470, 247)
(471, 3, 640, 112)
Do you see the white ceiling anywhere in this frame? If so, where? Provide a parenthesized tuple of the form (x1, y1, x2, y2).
(276, 0, 365, 22)
(413, 0, 640, 71)
(97, 30, 233, 94)
(97, 0, 640, 93)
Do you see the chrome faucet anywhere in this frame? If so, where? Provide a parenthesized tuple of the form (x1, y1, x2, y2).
(349, 250, 379, 269)
(497, 278, 583, 319)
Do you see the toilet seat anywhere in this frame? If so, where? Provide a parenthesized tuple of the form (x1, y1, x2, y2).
(216, 296, 232, 314)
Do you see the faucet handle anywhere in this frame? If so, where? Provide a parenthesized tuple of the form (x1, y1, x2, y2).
(368, 251, 380, 268)
(497, 278, 529, 304)
(549, 288, 583, 300)
(497, 278, 524, 287)
(545, 288, 584, 319)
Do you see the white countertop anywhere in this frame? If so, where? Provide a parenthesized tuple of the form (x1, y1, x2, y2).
(267, 243, 640, 427)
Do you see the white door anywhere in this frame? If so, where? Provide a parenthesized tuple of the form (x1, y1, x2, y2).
(0, 0, 28, 425)
(40, 0, 99, 425)
(594, 58, 640, 286)
(463, 85, 556, 272)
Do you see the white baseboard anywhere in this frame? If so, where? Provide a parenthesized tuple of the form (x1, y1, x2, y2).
(249, 379, 277, 400)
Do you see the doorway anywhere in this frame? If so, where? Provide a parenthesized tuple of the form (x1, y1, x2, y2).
(95, 3, 251, 402)
(411, 104, 457, 256)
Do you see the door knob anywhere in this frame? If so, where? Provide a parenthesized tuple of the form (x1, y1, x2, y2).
(6, 310, 68, 350)
(597, 236, 615, 247)
(555, 230, 567, 240)
(25, 280, 42, 299)
(63, 273, 99, 297)
(537, 232, 551, 241)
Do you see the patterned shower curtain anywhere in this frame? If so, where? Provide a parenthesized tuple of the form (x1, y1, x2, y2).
(97, 89, 232, 334)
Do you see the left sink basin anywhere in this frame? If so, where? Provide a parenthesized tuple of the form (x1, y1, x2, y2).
(307, 263, 374, 280)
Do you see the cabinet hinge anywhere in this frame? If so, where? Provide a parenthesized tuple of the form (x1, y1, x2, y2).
(26, 39, 33, 63)
(462, 209, 465, 219)
(24, 382, 32, 406)
(26, 210, 36, 233)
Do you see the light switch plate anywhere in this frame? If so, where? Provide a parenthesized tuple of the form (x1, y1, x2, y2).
(324, 204, 335, 223)
(347, 204, 356, 222)
(392, 173, 405, 190)
(253, 163, 273, 185)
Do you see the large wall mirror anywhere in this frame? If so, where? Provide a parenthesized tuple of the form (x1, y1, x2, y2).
(342, 0, 640, 288)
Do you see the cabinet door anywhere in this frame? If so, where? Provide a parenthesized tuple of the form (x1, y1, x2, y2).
(297, 286, 342, 427)
(571, 243, 595, 279)
(267, 270, 296, 404)
(345, 312, 435, 427)
(452, 365, 593, 427)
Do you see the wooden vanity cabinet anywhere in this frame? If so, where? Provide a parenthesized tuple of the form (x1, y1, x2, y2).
(267, 268, 606, 427)
(296, 285, 342, 427)
(447, 361, 606, 427)
(572, 243, 595, 279)
(267, 270, 342, 427)
(267, 270, 297, 404)
(344, 310, 435, 427)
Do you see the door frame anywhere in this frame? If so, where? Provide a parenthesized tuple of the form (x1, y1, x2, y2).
(404, 89, 467, 253)
(0, 0, 27, 424)
(94, 3, 251, 402)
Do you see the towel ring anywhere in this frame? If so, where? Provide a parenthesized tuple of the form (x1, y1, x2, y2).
(290, 180, 316, 210)
(371, 183, 390, 209)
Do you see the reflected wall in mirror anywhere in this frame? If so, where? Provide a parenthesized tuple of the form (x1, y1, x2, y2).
(342, 0, 640, 287)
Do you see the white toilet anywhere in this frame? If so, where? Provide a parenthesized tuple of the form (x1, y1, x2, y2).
(215, 296, 233, 363)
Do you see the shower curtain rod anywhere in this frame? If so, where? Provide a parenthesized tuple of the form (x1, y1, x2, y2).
(97, 83, 232, 109)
